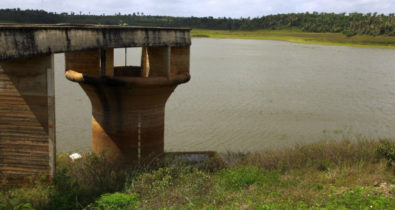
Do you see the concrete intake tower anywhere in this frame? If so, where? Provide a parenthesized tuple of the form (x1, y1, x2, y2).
(65, 47, 190, 164)
(0, 24, 191, 184)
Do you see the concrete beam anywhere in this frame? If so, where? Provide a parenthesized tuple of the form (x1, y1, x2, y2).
(0, 24, 191, 61)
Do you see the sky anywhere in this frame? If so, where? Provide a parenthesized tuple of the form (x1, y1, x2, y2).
(0, 0, 394, 18)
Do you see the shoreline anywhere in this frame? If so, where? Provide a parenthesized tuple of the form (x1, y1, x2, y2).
(191, 29, 395, 49)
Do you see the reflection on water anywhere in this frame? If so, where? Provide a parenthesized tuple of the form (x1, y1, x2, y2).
(55, 38, 395, 153)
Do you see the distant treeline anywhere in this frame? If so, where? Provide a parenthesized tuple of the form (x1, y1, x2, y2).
(1, 8, 395, 36)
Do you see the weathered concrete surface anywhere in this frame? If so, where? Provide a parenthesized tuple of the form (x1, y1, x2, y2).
(0, 55, 55, 184)
(0, 24, 191, 61)
(65, 47, 190, 163)
(0, 24, 190, 183)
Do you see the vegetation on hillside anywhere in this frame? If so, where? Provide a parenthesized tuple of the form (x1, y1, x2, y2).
(1, 9, 395, 37)
(1, 139, 395, 209)
(191, 29, 395, 48)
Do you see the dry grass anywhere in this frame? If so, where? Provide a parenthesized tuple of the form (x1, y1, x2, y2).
(224, 139, 380, 170)
(1, 139, 394, 209)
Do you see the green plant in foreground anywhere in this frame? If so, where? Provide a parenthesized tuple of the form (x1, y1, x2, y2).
(376, 140, 395, 166)
(49, 168, 81, 210)
(1, 140, 394, 209)
(88, 192, 140, 210)
(323, 186, 394, 209)
(0, 185, 50, 210)
(218, 166, 276, 190)
(253, 200, 309, 210)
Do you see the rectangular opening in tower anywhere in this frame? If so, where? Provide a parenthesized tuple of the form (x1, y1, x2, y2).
(114, 47, 143, 77)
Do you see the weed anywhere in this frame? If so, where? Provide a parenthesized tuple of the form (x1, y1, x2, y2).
(324, 186, 394, 209)
(88, 192, 140, 210)
(217, 166, 275, 190)
(129, 166, 212, 208)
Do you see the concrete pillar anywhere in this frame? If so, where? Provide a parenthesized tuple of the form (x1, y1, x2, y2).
(171, 46, 190, 75)
(65, 47, 190, 164)
(141, 46, 171, 78)
(0, 55, 55, 184)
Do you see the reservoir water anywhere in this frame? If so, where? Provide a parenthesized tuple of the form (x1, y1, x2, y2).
(55, 38, 395, 153)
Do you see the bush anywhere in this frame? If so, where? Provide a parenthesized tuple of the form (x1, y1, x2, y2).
(90, 192, 140, 210)
(49, 168, 81, 210)
(218, 166, 271, 190)
(376, 140, 395, 166)
(54, 153, 145, 207)
(0, 185, 50, 210)
(343, 29, 357, 37)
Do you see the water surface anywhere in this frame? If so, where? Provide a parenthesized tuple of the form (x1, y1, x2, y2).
(55, 38, 395, 153)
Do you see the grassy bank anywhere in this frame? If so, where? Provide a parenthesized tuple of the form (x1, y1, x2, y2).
(191, 29, 395, 49)
(1, 139, 395, 209)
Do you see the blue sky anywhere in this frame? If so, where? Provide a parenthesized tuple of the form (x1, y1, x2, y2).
(0, 0, 394, 17)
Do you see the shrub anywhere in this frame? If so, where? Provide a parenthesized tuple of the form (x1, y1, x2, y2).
(0, 185, 50, 210)
(49, 168, 81, 210)
(54, 153, 146, 207)
(218, 166, 270, 190)
(343, 29, 357, 37)
(90, 192, 140, 210)
(376, 140, 395, 166)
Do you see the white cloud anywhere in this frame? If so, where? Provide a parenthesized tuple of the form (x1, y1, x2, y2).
(0, 0, 393, 17)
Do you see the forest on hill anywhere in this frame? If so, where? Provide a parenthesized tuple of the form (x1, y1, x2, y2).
(1, 8, 395, 36)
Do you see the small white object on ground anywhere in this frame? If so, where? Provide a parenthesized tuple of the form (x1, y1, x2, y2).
(69, 153, 82, 161)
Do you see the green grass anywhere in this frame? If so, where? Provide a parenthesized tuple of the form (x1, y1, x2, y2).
(191, 29, 395, 49)
(1, 139, 395, 209)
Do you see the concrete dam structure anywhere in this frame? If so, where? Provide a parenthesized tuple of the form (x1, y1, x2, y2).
(0, 24, 191, 184)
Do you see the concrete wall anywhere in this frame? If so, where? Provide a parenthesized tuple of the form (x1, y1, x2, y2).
(0, 55, 55, 184)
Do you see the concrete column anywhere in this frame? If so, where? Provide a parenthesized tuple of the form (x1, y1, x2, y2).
(142, 47, 171, 77)
(171, 46, 190, 75)
(0, 55, 55, 184)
